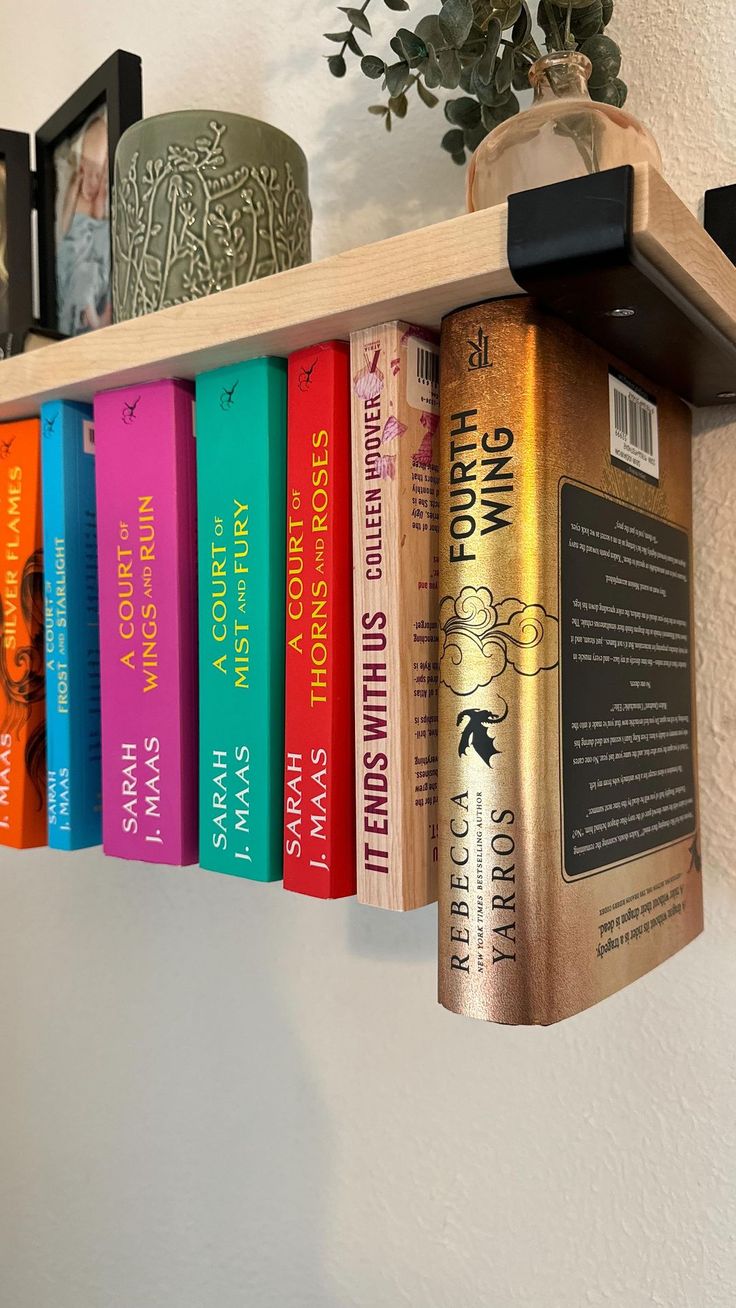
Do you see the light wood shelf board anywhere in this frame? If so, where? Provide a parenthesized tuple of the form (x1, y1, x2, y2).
(1, 164, 735, 419)
(0, 203, 516, 421)
(632, 164, 736, 353)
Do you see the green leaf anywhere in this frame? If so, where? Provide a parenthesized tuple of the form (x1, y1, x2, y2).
(437, 46, 462, 88)
(441, 127, 465, 153)
(481, 102, 500, 131)
(327, 53, 347, 76)
(459, 65, 475, 93)
(512, 55, 532, 91)
(474, 17, 502, 87)
(569, 1, 604, 40)
(538, 0, 601, 46)
(415, 14, 443, 46)
(472, 51, 509, 104)
(361, 54, 386, 78)
(589, 78, 614, 103)
(423, 44, 443, 88)
(464, 122, 487, 152)
(416, 79, 439, 107)
(489, 1, 522, 28)
(388, 92, 409, 117)
(385, 60, 411, 95)
(368, 104, 389, 114)
(511, 1, 533, 44)
(325, 30, 351, 42)
(580, 33, 621, 84)
(345, 30, 364, 55)
(473, 74, 503, 106)
(481, 91, 519, 128)
(396, 27, 427, 65)
(444, 95, 482, 127)
(536, 1, 551, 38)
(495, 41, 515, 93)
(384, 111, 393, 131)
(538, 1, 563, 48)
(384, 0, 410, 9)
(494, 91, 520, 123)
(590, 75, 627, 106)
(339, 6, 372, 34)
(601, 0, 613, 24)
(438, 0, 474, 48)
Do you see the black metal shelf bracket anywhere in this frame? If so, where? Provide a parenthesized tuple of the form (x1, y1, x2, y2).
(507, 165, 736, 407)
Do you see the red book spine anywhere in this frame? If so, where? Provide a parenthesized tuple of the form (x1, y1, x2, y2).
(283, 341, 356, 898)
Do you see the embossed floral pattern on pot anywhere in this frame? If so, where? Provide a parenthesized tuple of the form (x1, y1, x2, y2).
(112, 116, 311, 321)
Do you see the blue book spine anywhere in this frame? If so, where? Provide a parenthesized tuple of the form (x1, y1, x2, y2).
(41, 400, 101, 849)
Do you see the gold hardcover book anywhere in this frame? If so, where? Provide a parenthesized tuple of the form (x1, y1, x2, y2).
(351, 321, 440, 910)
(438, 299, 703, 1025)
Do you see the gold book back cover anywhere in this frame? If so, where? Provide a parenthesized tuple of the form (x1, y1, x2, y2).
(350, 321, 440, 911)
(438, 299, 703, 1025)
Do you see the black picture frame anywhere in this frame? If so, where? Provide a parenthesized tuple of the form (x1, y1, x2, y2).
(35, 49, 142, 335)
(0, 128, 33, 337)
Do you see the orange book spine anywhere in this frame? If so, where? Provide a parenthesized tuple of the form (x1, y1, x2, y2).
(0, 419, 47, 849)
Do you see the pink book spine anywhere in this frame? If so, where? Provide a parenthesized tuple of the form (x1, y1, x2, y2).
(94, 379, 199, 865)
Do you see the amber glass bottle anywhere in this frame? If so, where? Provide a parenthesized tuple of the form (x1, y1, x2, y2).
(468, 50, 662, 211)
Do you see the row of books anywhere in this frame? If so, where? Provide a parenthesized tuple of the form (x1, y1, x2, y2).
(1, 299, 703, 1022)
(0, 325, 439, 912)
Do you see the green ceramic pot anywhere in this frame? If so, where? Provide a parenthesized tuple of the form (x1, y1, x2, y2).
(112, 110, 311, 321)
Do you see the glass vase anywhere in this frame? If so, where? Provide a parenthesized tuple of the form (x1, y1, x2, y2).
(467, 50, 662, 212)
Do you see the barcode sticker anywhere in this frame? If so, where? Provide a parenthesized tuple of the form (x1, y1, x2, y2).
(609, 368, 659, 484)
(82, 420, 96, 455)
(407, 335, 440, 414)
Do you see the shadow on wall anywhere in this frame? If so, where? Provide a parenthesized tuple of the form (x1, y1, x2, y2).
(261, 26, 467, 256)
(346, 897, 436, 962)
(0, 858, 337, 1308)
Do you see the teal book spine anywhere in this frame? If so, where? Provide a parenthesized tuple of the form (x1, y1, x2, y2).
(40, 400, 101, 849)
(195, 358, 287, 879)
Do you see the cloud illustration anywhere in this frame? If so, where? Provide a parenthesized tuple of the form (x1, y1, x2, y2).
(439, 586, 558, 697)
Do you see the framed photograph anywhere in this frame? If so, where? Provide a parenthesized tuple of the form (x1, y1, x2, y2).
(35, 50, 142, 337)
(0, 129, 33, 337)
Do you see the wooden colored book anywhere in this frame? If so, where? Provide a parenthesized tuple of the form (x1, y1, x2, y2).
(283, 341, 356, 898)
(438, 298, 703, 1025)
(350, 321, 440, 911)
(0, 418, 46, 849)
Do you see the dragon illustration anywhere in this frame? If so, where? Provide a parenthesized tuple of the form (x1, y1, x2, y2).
(122, 396, 141, 425)
(687, 838, 702, 875)
(298, 358, 318, 392)
(457, 701, 508, 768)
(219, 381, 239, 411)
(0, 548, 46, 809)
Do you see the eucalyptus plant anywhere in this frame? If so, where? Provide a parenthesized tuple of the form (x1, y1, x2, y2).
(324, 0, 625, 163)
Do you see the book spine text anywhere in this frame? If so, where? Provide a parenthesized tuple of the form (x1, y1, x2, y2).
(284, 341, 356, 898)
(350, 322, 440, 911)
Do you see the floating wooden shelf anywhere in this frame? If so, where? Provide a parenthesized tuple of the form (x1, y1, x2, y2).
(1, 162, 736, 420)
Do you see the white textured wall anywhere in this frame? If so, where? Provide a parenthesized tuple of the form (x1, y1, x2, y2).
(1, 2, 735, 1304)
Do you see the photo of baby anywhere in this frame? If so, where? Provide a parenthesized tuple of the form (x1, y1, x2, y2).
(0, 161, 8, 334)
(54, 106, 111, 336)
